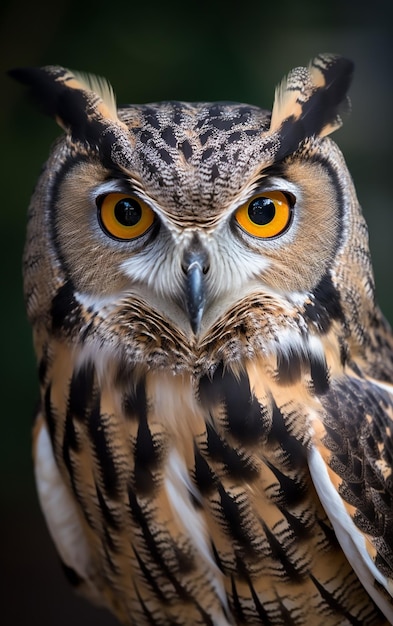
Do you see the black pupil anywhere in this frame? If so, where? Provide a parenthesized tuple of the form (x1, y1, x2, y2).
(248, 197, 275, 225)
(114, 198, 142, 226)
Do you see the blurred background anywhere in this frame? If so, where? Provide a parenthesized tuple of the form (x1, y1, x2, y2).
(1, 0, 392, 624)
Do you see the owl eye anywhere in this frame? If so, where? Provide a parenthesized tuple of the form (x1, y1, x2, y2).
(98, 193, 155, 240)
(235, 191, 292, 238)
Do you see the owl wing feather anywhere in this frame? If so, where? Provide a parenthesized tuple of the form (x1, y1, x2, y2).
(33, 412, 105, 606)
(309, 374, 393, 622)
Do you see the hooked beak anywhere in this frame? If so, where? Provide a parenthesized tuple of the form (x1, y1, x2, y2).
(183, 246, 209, 335)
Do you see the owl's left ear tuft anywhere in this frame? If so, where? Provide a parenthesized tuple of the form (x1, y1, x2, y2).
(9, 65, 125, 139)
(270, 54, 354, 160)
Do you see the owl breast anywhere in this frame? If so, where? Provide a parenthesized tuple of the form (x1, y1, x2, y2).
(36, 331, 388, 625)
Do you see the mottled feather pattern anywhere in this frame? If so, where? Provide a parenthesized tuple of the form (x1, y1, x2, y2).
(13, 53, 393, 624)
(38, 337, 391, 624)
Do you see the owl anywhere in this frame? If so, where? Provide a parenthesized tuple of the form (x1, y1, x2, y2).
(11, 54, 393, 625)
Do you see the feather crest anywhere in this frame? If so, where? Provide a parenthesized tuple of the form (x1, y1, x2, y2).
(70, 69, 118, 121)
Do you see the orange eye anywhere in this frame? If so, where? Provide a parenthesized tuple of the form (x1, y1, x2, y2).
(235, 190, 292, 238)
(99, 193, 155, 240)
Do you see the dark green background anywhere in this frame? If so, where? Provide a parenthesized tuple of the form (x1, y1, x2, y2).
(1, 1, 392, 624)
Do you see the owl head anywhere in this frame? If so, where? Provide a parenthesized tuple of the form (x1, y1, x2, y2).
(12, 55, 378, 376)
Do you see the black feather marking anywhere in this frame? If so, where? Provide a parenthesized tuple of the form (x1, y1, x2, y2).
(103, 525, 118, 554)
(248, 582, 271, 623)
(309, 574, 365, 625)
(133, 418, 164, 495)
(96, 484, 120, 530)
(193, 446, 217, 495)
(158, 147, 173, 165)
(63, 408, 79, 455)
(268, 399, 307, 467)
(124, 378, 166, 494)
(179, 139, 193, 160)
(133, 547, 166, 602)
(230, 575, 247, 622)
(304, 273, 345, 333)
(276, 594, 299, 626)
(309, 353, 330, 395)
(275, 56, 354, 161)
(134, 586, 159, 626)
(265, 459, 307, 506)
(217, 483, 255, 552)
(61, 429, 96, 530)
(199, 129, 213, 145)
(44, 383, 56, 443)
(310, 54, 353, 118)
(128, 489, 192, 601)
(210, 541, 225, 573)
(161, 126, 177, 147)
(88, 397, 119, 498)
(206, 423, 259, 482)
(68, 361, 95, 421)
(279, 505, 313, 540)
(51, 279, 82, 332)
(199, 364, 268, 443)
(262, 522, 304, 581)
(223, 371, 268, 443)
(317, 516, 340, 547)
(143, 107, 161, 130)
(234, 555, 272, 622)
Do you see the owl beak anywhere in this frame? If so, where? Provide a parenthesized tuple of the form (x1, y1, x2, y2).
(183, 247, 209, 335)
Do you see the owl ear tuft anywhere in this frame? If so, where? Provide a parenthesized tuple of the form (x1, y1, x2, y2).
(270, 54, 354, 160)
(9, 65, 127, 140)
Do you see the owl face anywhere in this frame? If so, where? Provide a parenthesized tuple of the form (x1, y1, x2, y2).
(26, 102, 359, 348)
(53, 120, 340, 301)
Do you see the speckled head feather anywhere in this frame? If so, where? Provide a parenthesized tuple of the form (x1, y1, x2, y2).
(13, 54, 393, 625)
(9, 65, 123, 128)
(11, 53, 353, 175)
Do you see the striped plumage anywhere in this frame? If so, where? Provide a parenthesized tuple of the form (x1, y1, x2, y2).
(13, 54, 393, 624)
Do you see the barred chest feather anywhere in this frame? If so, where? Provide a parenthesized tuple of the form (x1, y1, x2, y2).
(33, 333, 390, 625)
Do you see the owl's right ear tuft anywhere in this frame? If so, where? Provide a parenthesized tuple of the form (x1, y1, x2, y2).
(9, 66, 70, 123)
(9, 65, 125, 139)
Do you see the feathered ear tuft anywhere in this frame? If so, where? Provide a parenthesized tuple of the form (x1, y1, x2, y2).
(71, 69, 118, 121)
(269, 54, 354, 160)
(8, 65, 126, 138)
